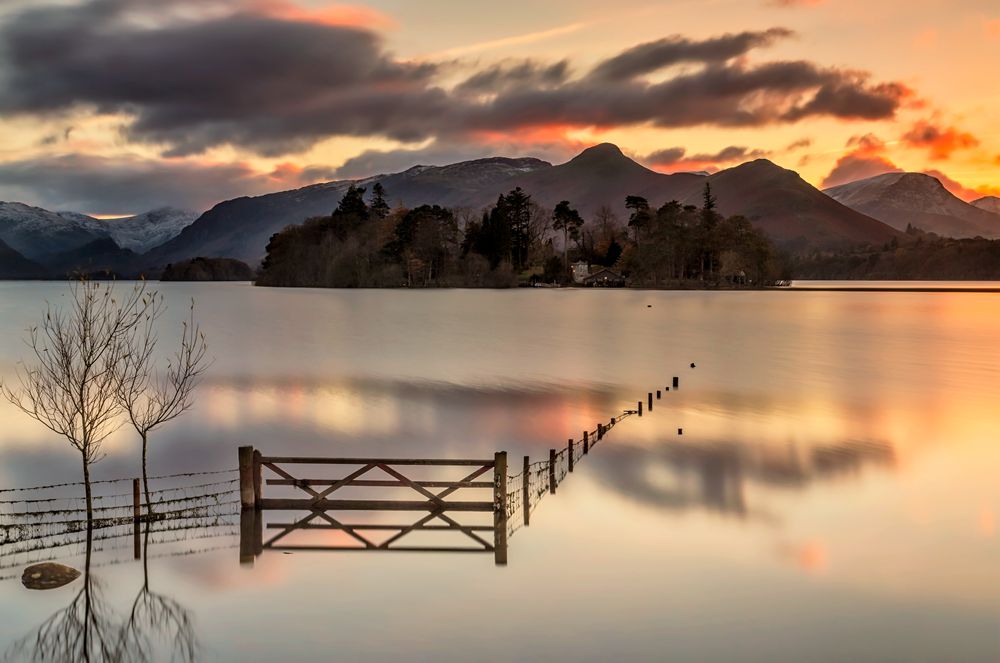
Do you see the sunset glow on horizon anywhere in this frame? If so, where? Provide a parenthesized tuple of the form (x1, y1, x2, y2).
(0, 0, 996, 215)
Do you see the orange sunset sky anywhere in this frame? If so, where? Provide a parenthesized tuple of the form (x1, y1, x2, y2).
(0, 0, 996, 215)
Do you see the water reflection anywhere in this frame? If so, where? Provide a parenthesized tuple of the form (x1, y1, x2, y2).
(117, 525, 198, 663)
(5, 527, 117, 662)
(6, 521, 203, 662)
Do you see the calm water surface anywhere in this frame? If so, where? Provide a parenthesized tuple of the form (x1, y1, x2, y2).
(0, 282, 998, 662)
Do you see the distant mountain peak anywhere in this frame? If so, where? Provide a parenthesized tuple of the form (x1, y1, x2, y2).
(972, 196, 1000, 215)
(569, 143, 628, 164)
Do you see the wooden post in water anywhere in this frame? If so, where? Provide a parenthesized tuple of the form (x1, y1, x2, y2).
(673, 376, 679, 388)
(657, 389, 661, 399)
(583, 430, 589, 454)
(132, 478, 141, 560)
(523, 455, 530, 527)
(239, 446, 256, 509)
(493, 451, 508, 566)
(638, 401, 643, 416)
(239, 507, 256, 566)
(568, 440, 574, 472)
(549, 449, 557, 494)
(598, 423, 604, 440)
(648, 392, 653, 411)
(252, 449, 263, 510)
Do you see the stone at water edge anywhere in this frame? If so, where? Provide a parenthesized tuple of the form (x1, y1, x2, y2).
(21, 562, 81, 590)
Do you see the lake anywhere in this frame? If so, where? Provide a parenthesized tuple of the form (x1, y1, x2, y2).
(1, 282, 998, 662)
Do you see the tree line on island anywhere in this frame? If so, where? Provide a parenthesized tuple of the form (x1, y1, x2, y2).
(257, 182, 785, 288)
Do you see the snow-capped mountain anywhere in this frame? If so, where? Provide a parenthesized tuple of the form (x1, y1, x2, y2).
(0, 202, 106, 260)
(824, 172, 1000, 238)
(0, 201, 197, 261)
(71, 207, 198, 253)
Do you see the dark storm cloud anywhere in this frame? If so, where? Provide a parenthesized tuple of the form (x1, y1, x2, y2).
(0, 1, 447, 155)
(463, 61, 910, 132)
(644, 145, 770, 169)
(588, 28, 795, 81)
(0, 154, 290, 213)
(0, 0, 911, 158)
(456, 60, 570, 95)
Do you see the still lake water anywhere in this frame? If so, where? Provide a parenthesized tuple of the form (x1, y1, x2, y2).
(1, 282, 999, 661)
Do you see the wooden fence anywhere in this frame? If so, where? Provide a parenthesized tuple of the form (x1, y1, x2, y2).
(238, 373, 687, 567)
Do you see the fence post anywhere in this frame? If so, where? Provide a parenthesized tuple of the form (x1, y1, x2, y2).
(583, 430, 589, 454)
(568, 440, 574, 472)
(673, 376, 679, 388)
(132, 478, 141, 560)
(638, 401, 643, 416)
(493, 451, 508, 566)
(549, 449, 557, 494)
(657, 389, 661, 399)
(523, 455, 530, 527)
(648, 392, 653, 411)
(252, 449, 263, 510)
(597, 423, 604, 440)
(239, 446, 256, 509)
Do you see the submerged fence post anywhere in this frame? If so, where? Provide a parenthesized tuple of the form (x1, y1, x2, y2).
(239, 445, 256, 509)
(673, 376, 679, 388)
(252, 449, 263, 510)
(583, 430, 589, 454)
(132, 478, 141, 560)
(493, 451, 508, 566)
(523, 455, 530, 527)
(549, 449, 557, 494)
(638, 401, 643, 417)
(568, 440, 574, 473)
(597, 423, 604, 441)
(657, 390, 661, 399)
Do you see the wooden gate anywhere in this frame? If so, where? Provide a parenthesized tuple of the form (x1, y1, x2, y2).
(238, 447, 508, 565)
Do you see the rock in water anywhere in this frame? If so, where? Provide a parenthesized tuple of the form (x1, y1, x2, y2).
(22, 563, 81, 590)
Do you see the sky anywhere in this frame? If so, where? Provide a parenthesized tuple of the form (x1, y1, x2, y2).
(0, 0, 996, 215)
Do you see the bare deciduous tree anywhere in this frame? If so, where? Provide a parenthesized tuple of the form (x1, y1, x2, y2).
(115, 298, 209, 510)
(0, 280, 151, 519)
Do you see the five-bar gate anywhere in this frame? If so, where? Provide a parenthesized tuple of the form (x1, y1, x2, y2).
(238, 447, 508, 565)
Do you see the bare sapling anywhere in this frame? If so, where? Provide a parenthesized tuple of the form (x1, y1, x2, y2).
(0, 279, 152, 520)
(114, 297, 209, 511)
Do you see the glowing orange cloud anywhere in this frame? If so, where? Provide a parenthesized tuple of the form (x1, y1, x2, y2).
(253, 1, 395, 29)
(902, 120, 979, 160)
(470, 124, 589, 154)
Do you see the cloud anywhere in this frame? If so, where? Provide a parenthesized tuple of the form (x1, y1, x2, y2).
(821, 134, 902, 188)
(0, 1, 914, 162)
(785, 138, 812, 151)
(456, 60, 570, 95)
(901, 119, 979, 159)
(0, 154, 304, 213)
(0, 0, 446, 156)
(643, 145, 770, 172)
(922, 169, 996, 202)
(588, 28, 794, 81)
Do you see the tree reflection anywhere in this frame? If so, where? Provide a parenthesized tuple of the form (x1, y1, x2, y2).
(5, 525, 117, 662)
(115, 523, 198, 662)
(5, 520, 199, 662)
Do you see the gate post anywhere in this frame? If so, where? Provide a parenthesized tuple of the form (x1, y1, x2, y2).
(239, 446, 256, 509)
(493, 451, 508, 566)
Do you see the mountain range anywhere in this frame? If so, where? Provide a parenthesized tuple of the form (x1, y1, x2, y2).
(1, 143, 998, 277)
(147, 144, 904, 267)
(825, 173, 1000, 238)
(0, 202, 196, 261)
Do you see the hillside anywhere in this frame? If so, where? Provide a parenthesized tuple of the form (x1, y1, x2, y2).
(825, 173, 1000, 238)
(0, 237, 44, 278)
(972, 196, 1000, 215)
(687, 160, 900, 250)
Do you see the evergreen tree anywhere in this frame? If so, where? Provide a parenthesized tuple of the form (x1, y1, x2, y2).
(370, 182, 391, 221)
(551, 200, 583, 274)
